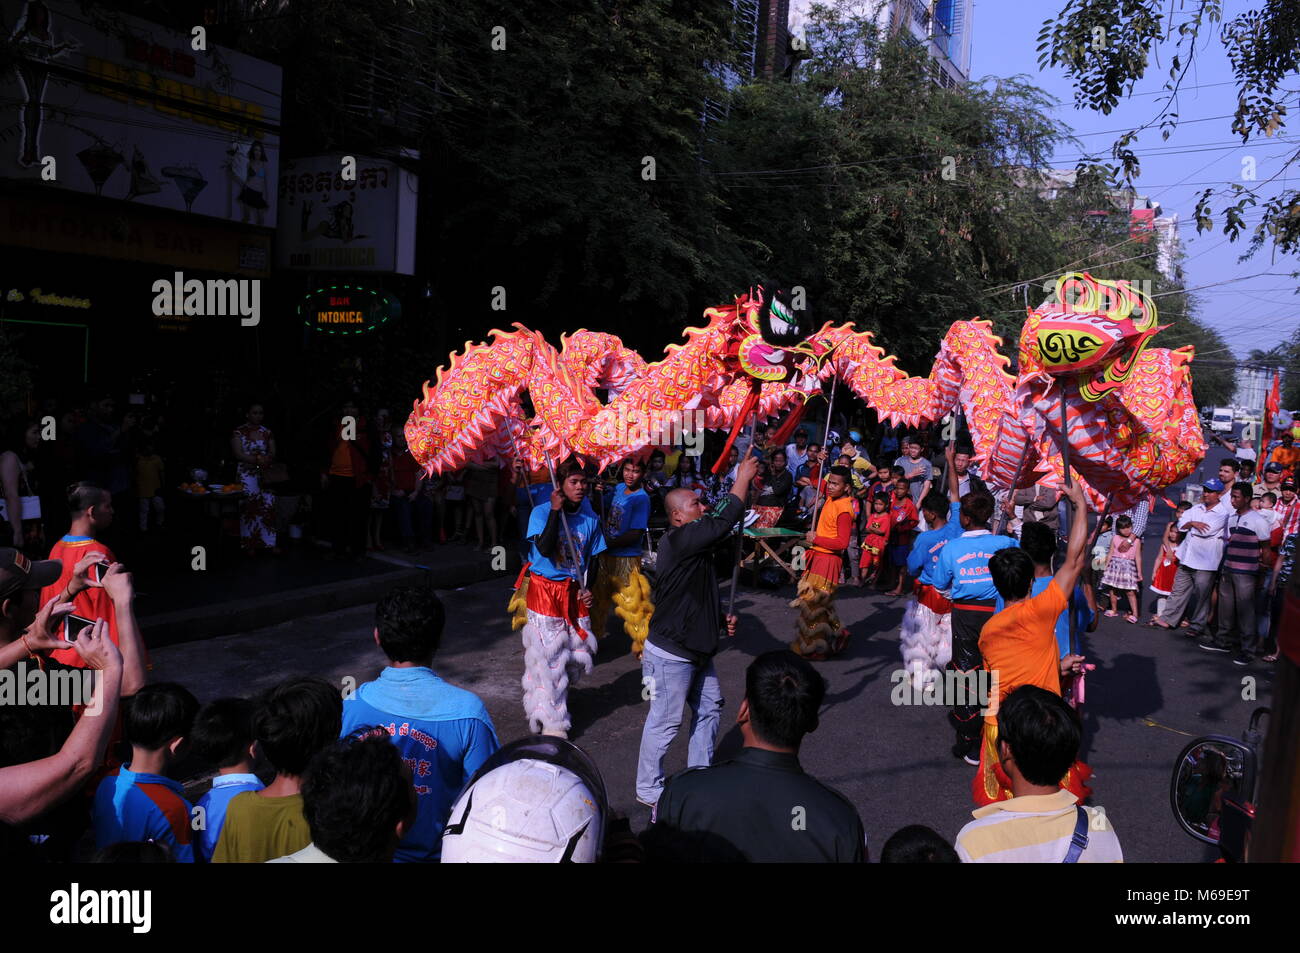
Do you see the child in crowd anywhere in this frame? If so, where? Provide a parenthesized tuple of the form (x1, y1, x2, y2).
(1091, 516, 1114, 573)
(858, 493, 893, 587)
(1101, 515, 1142, 623)
(1257, 492, 1280, 533)
(92, 682, 200, 863)
(190, 697, 265, 862)
(886, 481, 919, 596)
(1147, 521, 1180, 624)
(211, 676, 341, 863)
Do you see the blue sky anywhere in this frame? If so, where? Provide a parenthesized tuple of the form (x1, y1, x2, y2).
(791, 0, 1299, 361)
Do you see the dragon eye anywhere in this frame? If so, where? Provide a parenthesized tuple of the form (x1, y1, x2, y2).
(769, 299, 794, 337)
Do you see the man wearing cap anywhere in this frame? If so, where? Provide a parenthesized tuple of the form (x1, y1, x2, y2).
(1256, 461, 1285, 499)
(1151, 479, 1229, 634)
(0, 548, 67, 647)
(2, 544, 147, 697)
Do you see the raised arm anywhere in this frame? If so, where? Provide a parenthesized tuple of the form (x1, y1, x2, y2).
(0, 623, 122, 825)
(99, 564, 147, 696)
(1052, 480, 1090, 595)
(944, 444, 960, 504)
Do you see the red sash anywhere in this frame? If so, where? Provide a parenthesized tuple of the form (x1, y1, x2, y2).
(914, 582, 952, 615)
(524, 570, 589, 637)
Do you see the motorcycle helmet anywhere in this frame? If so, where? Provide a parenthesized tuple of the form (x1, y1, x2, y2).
(441, 735, 607, 863)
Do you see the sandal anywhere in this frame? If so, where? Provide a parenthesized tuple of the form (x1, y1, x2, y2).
(1104, 610, 1118, 617)
(1125, 614, 1139, 624)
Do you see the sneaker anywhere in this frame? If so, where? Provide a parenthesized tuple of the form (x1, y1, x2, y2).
(963, 751, 981, 767)
(1199, 639, 1231, 653)
(951, 740, 974, 761)
(1232, 652, 1252, 667)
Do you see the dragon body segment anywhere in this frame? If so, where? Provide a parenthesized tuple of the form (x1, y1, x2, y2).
(406, 276, 1204, 509)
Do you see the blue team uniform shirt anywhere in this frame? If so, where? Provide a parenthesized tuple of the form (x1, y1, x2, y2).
(907, 501, 963, 584)
(93, 765, 195, 863)
(932, 529, 1017, 602)
(195, 773, 264, 861)
(603, 484, 650, 557)
(526, 500, 607, 581)
(995, 577, 1096, 658)
(341, 667, 499, 862)
(517, 482, 552, 510)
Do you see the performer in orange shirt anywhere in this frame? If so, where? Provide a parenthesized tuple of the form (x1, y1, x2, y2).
(974, 478, 1091, 806)
(40, 483, 119, 667)
(792, 466, 855, 660)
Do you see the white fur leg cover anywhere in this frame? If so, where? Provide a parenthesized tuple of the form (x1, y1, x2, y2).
(521, 609, 596, 735)
(900, 599, 953, 692)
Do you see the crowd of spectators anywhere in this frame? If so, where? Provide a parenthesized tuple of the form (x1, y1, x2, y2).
(3, 409, 1295, 864)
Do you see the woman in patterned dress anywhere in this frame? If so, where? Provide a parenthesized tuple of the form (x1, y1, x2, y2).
(231, 403, 279, 554)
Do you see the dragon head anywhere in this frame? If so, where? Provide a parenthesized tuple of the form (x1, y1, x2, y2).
(732, 284, 819, 384)
(1026, 273, 1163, 401)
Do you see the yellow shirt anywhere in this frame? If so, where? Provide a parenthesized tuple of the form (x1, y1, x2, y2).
(211, 792, 310, 864)
(956, 789, 1123, 863)
(135, 454, 164, 498)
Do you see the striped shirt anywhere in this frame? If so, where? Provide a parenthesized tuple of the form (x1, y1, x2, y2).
(1278, 498, 1300, 538)
(1222, 509, 1272, 574)
(955, 789, 1123, 863)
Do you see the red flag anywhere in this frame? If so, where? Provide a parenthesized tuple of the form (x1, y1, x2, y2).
(1263, 371, 1281, 453)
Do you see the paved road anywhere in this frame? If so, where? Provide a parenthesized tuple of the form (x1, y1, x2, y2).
(154, 500, 1271, 862)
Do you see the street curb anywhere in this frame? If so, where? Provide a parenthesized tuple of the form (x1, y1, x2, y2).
(139, 554, 520, 649)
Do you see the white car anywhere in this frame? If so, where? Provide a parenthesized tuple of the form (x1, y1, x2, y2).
(1209, 408, 1234, 433)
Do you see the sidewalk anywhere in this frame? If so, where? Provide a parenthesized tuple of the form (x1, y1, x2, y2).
(133, 541, 522, 648)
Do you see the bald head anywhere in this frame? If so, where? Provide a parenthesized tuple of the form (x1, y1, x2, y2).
(666, 488, 706, 526)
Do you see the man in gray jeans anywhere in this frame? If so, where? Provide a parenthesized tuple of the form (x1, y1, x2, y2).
(1152, 479, 1228, 634)
(635, 453, 758, 809)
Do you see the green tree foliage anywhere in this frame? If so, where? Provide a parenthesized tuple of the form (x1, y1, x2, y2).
(1249, 341, 1300, 409)
(1037, 0, 1300, 258)
(220, 0, 1236, 417)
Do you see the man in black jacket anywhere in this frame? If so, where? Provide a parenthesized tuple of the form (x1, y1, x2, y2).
(634, 453, 758, 809)
(643, 651, 866, 862)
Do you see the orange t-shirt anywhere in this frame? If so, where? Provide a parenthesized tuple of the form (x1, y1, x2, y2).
(1271, 445, 1300, 472)
(978, 580, 1066, 725)
(811, 495, 855, 555)
(40, 536, 119, 668)
(329, 439, 354, 478)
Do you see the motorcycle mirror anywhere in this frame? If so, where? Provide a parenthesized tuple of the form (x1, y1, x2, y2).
(1170, 735, 1257, 849)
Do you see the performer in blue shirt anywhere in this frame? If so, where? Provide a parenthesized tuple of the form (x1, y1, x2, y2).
(341, 587, 499, 861)
(590, 458, 654, 655)
(932, 473, 1017, 765)
(516, 458, 607, 737)
(899, 446, 967, 692)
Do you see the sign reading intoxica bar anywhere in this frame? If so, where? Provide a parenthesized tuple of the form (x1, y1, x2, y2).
(298, 285, 401, 334)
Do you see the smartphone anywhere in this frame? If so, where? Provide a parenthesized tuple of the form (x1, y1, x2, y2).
(89, 561, 111, 584)
(62, 614, 96, 643)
